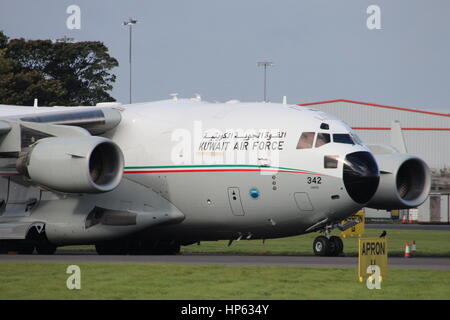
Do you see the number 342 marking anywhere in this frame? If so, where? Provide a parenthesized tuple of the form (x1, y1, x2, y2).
(307, 177, 322, 184)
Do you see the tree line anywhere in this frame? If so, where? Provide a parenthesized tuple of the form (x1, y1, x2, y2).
(0, 31, 118, 106)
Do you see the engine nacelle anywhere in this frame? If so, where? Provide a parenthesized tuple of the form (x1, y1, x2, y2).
(366, 153, 431, 209)
(16, 136, 124, 193)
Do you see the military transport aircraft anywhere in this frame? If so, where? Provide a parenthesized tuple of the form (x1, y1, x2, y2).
(0, 98, 431, 256)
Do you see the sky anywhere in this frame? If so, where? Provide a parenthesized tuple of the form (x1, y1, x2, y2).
(1, 0, 450, 113)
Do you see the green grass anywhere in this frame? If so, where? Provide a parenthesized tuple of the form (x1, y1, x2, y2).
(0, 262, 450, 299)
(60, 228, 450, 257)
(182, 229, 450, 257)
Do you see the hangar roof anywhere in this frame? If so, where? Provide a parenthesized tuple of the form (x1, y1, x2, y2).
(297, 99, 450, 169)
(299, 99, 450, 118)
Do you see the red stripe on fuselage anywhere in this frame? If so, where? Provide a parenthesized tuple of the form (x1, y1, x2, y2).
(124, 168, 323, 175)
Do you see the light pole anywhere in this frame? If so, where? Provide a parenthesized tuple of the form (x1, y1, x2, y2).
(123, 17, 138, 104)
(257, 61, 274, 102)
(54, 36, 76, 43)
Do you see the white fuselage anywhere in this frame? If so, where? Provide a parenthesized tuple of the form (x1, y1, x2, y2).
(0, 100, 373, 243)
(106, 100, 368, 241)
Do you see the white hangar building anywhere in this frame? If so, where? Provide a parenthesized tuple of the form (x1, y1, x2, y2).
(298, 99, 450, 223)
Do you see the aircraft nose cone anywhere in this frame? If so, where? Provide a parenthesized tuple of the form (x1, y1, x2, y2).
(343, 151, 380, 204)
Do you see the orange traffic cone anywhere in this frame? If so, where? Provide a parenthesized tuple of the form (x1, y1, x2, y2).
(402, 213, 407, 224)
(412, 240, 416, 253)
(404, 241, 411, 258)
(408, 212, 413, 224)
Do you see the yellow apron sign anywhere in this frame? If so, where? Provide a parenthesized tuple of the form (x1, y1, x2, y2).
(341, 210, 365, 238)
(358, 237, 388, 282)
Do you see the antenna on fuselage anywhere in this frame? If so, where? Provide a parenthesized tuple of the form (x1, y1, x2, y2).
(170, 93, 178, 101)
(33, 98, 38, 109)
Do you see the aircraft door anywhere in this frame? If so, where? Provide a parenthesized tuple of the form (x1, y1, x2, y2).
(228, 187, 245, 216)
(294, 192, 314, 212)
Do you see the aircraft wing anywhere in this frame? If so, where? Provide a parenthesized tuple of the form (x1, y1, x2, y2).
(364, 120, 431, 210)
(0, 106, 122, 139)
(366, 120, 407, 155)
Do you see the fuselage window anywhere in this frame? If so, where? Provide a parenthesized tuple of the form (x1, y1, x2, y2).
(296, 132, 315, 149)
(315, 133, 331, 148)
(333, 134, 354, 145)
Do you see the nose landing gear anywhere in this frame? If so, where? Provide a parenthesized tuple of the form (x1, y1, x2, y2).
(312, 236, 344, 256)
(312, 226, 344, 257)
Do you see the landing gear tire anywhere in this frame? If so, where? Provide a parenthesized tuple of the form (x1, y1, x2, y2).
(0, 241, 7, 254)
(313, 236, 344, 256)
(159, 242, 180, 255)
(329, 236, 344, 256)
(96, 239, 181, 255)
(129, 240, 180, 255)
(313, 236, 331, 256)
(36, 243, 57, 255)
(17, 243, 35, 254)
(95, 240, 129, 255)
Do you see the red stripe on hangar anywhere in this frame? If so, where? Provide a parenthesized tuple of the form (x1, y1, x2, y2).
(352, 127, 450, 131)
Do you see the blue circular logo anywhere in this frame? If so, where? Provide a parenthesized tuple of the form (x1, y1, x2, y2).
(249, 188, 260, 199)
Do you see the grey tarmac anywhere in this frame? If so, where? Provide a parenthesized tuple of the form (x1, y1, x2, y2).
(1, 253, 449, 270)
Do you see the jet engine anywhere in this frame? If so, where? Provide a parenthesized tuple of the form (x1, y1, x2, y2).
(366, 153, 431, 209)
(16, 136, 124, 193)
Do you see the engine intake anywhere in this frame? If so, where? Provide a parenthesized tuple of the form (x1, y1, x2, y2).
(366, 153, 431, 209)
(16, 137, 124, 193)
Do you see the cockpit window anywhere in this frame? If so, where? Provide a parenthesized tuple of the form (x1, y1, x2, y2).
(324, 155, 339, 168)
(333, 134, 354, 145)
(351, 133, 363, 145)
(296, 132, 315, 149)
(315, 133, 331, 148)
